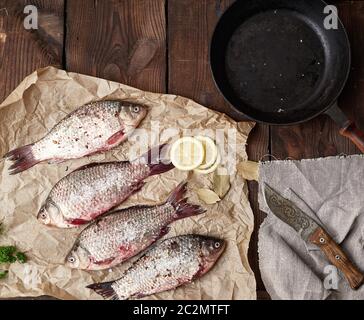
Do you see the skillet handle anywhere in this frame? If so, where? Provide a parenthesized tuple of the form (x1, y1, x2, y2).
(326, 103, 364, 153)
(339, 122, 364, 153)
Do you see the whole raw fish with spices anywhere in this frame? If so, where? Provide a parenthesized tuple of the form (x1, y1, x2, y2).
(4, 100, 147, 174)
(87, 234, 225, 300)
(37, 144, 174, 228)
(65, 182, 205, 270)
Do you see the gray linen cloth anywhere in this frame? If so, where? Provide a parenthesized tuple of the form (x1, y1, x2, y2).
(258, 155, 364, 300)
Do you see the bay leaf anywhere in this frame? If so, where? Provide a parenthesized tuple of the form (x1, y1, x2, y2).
(237, 161, 259, 181)
(197, 188, 221, 204)
(213, 167, 231, 199)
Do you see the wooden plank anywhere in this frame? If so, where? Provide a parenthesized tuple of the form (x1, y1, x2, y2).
(337, 1, 364, 135)
(168, 0, 244, 120)
(65, 0, 166, 93)
(168, 0, 270, 299)
(0, 0, 64, 102)
(246, 124, 269, 300)
(0, 0, 64, 300)
(271, 0, 364, 159)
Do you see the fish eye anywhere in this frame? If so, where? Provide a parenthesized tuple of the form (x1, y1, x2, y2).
(214, 242, 221, 249)
(67, 256, 76, 263)
(132, 106, 140, 113)
(39, 212, 47, 220)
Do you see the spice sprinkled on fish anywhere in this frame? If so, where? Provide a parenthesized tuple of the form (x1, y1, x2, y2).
(65, 182, 205, 270)
(87, 235, 225, 300)
(37, 144, 174, 228)
(4, 100, 147, 174)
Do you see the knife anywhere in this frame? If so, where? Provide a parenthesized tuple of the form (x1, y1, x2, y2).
(264, 183, 364, 290)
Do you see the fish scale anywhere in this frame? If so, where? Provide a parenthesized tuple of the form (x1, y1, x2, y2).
(65, 182, 205, 270)
(50, 162, 149, 221)
(37, 144, 175, 228)
(110, 237, 202, 297)
(87, 235, 226, 300)
(34, 101, 131, 159)
(81, 203, 175, 261)
(4, 100, 147, 174)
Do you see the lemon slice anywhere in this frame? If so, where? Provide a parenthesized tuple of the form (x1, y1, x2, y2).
(195, 136, 218, 170)
(170, 137, 205, 171)
(194, 152, 221, 174)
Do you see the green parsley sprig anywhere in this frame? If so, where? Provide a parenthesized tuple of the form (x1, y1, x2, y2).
(0, 246, 27, 264)
(0, 270, 8, 279)
(0, 222, 27, 279)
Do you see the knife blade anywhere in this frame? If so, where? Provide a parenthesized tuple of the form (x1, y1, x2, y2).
(264, 183, 364, 290)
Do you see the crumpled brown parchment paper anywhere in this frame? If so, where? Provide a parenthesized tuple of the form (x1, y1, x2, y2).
(0, 66, 256, 300)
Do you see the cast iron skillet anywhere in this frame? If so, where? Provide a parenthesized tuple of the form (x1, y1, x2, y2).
(210, 0, 364, 152)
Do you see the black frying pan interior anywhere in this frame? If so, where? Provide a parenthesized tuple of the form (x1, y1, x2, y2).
(210, 0, 350, 124)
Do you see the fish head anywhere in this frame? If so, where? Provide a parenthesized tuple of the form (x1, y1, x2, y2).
(199, 236, 226, 274)
(37, 200, 61, 226)
(119, 103, 148, 131)
(65, 243, 91, 269)
(37, 200, 72, 228)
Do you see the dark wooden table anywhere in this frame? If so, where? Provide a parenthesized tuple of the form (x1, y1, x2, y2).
(1, 0, 364, 300)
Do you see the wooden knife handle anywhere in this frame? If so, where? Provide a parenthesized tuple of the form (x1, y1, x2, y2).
(309, 227, 364, 290)
(339, 121, 364, 153)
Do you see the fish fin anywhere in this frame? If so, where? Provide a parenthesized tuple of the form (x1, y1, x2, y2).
(167, 181, 206, 219)
(159, 226, 170, 238)
(140, 144, 174, 176)
(174, 202, 206, 219)
(167, 181, 187, 204)
(131, 180, 146, 195)
(93, 257, 116, 266)
(87, 282, 120, 300)
(146, 226, 170, 247)
(134, 292, 148, 299)
(118, 244, 139, 261)
(119, 245, 130, 256)
(106, 130, 125, 146)
(4, 144, 40, 174)
(66, 218, 89, 226)
(192, 264, 206, 281)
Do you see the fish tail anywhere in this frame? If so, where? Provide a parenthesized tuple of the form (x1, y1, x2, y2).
(3, 144, 40, 175)
(87, 281, 120, 300)
(142, 144, 174, 176)
(167, 181, 206, 219)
